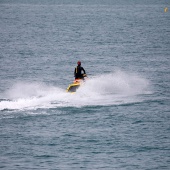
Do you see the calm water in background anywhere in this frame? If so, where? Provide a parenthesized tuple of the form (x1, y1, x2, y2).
(0, 0, 170, 169)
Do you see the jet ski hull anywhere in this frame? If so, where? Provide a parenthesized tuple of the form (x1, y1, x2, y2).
(66, 76, 87, 93)
(66, 82, 80, 93)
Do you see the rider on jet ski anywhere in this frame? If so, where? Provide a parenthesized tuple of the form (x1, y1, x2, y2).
(74, 61, 86, 79)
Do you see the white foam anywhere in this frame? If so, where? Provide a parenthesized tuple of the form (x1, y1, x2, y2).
(0, 71, 151, 111)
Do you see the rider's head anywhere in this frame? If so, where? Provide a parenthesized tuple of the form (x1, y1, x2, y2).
(77, 61, 81, 66)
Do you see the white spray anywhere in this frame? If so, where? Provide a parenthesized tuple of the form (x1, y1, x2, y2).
(0, 71, 150, 110)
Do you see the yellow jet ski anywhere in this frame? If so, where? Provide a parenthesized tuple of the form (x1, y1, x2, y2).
(66, 74, 87, 93)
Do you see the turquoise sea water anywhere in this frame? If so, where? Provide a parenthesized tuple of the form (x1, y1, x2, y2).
(0, 0, 170, 169)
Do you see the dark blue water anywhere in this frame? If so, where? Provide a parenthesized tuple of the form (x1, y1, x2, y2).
(0, 0, 170, 169)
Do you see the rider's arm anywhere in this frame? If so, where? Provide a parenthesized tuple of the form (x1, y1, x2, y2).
(74, 67, 76, 77)
(82, 67, 86, 74)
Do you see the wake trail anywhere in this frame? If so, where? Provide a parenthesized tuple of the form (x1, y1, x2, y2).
(0, 71, 151, 111)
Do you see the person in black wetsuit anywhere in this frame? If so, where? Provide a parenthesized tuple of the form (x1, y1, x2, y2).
(74, 61, 86, 79)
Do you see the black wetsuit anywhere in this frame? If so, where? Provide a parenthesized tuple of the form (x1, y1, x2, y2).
(74, 65, 86, 79)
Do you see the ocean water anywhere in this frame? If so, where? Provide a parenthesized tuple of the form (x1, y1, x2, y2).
(0, 0, 170, 169)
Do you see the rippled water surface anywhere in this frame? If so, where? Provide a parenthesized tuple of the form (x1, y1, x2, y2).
(0, 0, 170, 169)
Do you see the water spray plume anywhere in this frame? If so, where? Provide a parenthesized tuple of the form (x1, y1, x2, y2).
(0, 71, 150, 111)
